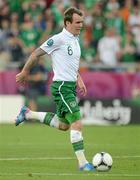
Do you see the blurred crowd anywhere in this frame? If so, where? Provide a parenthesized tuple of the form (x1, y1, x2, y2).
(0, 0, 140, 71)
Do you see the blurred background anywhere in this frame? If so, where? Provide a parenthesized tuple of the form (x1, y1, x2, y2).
(1, 0, 140, 125)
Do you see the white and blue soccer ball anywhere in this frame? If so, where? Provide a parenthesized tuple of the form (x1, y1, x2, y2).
(92, 152, 113, 171)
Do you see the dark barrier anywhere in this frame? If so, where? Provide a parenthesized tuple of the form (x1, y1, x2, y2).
(79, 99, 140, 124)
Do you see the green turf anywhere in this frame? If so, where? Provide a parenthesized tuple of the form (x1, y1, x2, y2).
(0, 124, 140, 180)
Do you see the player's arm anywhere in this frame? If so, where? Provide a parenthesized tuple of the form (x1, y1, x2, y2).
(77, 72, 87, 96)
(22, 48, 46, 73)
(16, 48, 46, 84)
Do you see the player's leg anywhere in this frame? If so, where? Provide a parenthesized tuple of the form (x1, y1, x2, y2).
(51, 81, 94, 170)
(65, 111, 94, 171)
(15, 106, 70, 130)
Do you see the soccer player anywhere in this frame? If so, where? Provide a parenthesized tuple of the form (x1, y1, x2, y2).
(15, 7, 94, 171)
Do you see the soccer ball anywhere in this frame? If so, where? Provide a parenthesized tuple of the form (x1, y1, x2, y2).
(92, 152, 113, 171)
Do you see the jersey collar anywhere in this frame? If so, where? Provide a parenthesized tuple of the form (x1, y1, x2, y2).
(62, 28, 78, 38)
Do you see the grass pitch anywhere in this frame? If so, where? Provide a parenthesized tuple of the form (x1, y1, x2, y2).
(0, 124, 140, 180)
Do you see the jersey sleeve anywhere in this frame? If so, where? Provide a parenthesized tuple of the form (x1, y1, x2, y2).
(40, 35, 60, 54)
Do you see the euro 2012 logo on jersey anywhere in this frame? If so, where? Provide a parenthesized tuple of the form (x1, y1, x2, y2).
(47, 39, 54, 46)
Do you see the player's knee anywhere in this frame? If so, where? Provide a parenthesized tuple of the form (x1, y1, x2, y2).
(70, 120, 83, 131)
(59, 123, 70, 131)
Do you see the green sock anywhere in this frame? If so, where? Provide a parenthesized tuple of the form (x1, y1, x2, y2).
(72, 140, 88, 167)
(43, 112, 59, 128)
(72, 140, 84, 151)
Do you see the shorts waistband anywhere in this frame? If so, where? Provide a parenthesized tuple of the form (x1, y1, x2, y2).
(53, 81, 76, 85)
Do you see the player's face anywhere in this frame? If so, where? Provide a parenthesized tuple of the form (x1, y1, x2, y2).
(66, 13, 84, 36)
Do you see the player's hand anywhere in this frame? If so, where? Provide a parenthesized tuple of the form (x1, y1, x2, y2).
(77, 78, 87, 96)
(77, 73, 87, 96)
(16, 71, 28, 85)
(78, 82, 87, 96)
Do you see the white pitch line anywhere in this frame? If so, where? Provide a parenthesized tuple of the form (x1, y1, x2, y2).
(0, 157, 75, 161)
(0, 172, 140, 177)
(0, 155, 140, 161)
(114, 155, 140, 159)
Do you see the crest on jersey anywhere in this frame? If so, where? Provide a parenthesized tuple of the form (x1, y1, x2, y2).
(69, 101, 77, 108)
(47, 39, 54, 46)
